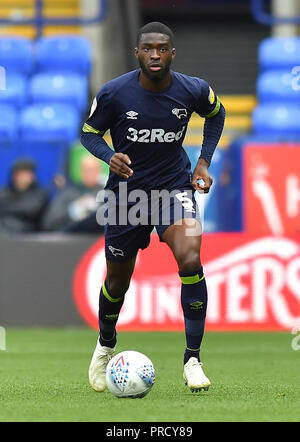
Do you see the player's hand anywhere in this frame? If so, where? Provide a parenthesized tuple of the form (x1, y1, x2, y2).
(192, 158, 213, 193)
(109, 153, 134, 179)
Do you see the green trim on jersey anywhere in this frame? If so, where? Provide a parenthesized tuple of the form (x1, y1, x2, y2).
(204, 97, 221, 118)
(82, 123, 105, 135)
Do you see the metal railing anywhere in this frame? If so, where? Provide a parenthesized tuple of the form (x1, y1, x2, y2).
(0, 0, 107, 38)
(251, 0, 300, 25)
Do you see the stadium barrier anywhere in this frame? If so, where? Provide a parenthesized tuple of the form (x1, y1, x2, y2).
(243, 142, 300, 235)
(1, 232, 299, 331)
(0, 233, 96, 327)
(220, 137, 300, 231)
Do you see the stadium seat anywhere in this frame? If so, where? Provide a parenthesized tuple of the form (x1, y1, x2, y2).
(35, 36, 92, 75)
(29, 72, 88, 113)
(252, 103, 300, 135)
(259, 37, 300, 71)
(0, 140, 67, 189)
(20, 103, 80, 144)
(0, 74, 28, 109)
(0, 105, 18, 142)
(0, 37, 34, 75)
(257, 70, 300, 103)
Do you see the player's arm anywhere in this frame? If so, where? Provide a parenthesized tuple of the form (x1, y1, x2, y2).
(192, 80, 226, 193)
(80, 91, 133, 179)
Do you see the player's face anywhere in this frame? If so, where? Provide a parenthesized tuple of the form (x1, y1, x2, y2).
(135, 33, 176, 81)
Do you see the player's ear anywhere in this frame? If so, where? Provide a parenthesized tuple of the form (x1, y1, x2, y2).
(134, 47, 139, 58)
(171, 48, 176, 59)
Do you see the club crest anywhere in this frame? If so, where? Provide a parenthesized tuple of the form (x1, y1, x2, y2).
(172, 108, 187, 119)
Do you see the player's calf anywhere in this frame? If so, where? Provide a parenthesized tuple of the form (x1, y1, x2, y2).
(179, 266, 207, 364)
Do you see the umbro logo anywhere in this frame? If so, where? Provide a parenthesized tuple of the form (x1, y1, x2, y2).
(172, 108, 187, 119)
(126, 110, 138, 120)
(190, 301, 204, 310)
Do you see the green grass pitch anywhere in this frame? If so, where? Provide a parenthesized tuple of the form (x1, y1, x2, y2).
(0, 328, 299, 422)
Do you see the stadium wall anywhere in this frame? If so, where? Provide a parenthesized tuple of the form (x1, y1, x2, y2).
(0, 234, 95, 327)
(1, 231, 300, 331)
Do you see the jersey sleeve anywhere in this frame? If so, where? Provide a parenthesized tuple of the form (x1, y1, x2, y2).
(83, 85, 114, 135)
(194, 78, 221, 119)
(192, 78, 225, 165)
(81, 86, 115, 164)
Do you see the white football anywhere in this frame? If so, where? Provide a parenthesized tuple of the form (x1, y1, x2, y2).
(106, 351, 155, 398)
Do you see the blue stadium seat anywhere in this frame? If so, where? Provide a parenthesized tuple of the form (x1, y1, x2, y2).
(0, 105, 18, 142)
(0, 74, 27, 109)
(20, 103, 80, 144)
(259, 37, 300, 71)
(36, 36, 92, 75)
(257, 70, 300, 103)
(0, 140, 67, 189)
(29, 73, 88, 113)
(0, 37, 33, 75)
(252, 103, 300, 135)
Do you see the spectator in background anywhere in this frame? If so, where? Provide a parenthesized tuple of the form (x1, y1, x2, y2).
(0, 159, 48, 234)
(42, 155, 104, 233)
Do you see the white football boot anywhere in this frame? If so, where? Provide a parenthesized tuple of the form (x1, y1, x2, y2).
(183, 357, 211, 392)
(88, 340, 115, 392)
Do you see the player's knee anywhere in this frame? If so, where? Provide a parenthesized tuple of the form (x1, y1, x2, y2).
(105, 276, 131, 298)
(177, 250, 201, 274)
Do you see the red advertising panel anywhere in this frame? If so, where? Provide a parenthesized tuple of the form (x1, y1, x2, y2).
(73, 233, 300, 331)
(244, 144, 300, 235)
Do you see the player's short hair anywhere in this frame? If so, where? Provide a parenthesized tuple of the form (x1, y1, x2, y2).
(136, 22, 174, 47)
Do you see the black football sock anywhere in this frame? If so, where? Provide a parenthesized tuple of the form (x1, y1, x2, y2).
(98, 281, 125, 348)
(179, 266, 208, 365)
